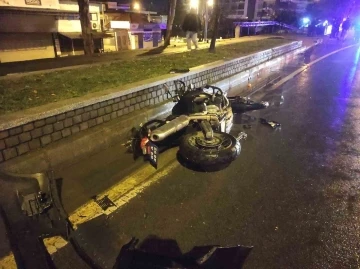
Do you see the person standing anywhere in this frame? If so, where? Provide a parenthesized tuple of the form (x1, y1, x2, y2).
(340, 18, 351, 41)
(182, 8, 202, 50)
(331, 18, 340, 39)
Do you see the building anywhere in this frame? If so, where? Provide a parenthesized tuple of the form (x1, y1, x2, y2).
(0, 0, 105, 62)
(275, 0, 314, 15)
(0, 0, 165, 62)
(103, 4, 164, 50)
(56, 1, 109, 56)
(223, 0, 267, 21)
(103, 2, 166, 50)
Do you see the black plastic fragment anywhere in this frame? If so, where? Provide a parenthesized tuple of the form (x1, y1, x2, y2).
(92, 195, 116, 211)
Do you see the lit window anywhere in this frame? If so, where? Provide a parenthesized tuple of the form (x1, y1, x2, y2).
(25, 0, 41, 5)
(91, 13, 98, 21)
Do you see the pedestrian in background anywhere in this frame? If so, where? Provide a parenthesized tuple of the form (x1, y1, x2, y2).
(340, 18, 351, 41)
(182, 8, 202, 50)
(330, 18, 341, 39)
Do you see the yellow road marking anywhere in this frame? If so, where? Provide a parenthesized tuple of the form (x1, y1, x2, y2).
(0, 253, 17, 269)
(45, 149, 179, 254)
(43, 236, 68, 255)
(69, 151, 178, 227)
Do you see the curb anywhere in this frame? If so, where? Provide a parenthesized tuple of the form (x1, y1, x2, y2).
(0, 102, 173, 173)
(0, 42, 304, 172)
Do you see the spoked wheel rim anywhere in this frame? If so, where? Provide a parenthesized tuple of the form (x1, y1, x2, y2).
(188, 133, 233, 151)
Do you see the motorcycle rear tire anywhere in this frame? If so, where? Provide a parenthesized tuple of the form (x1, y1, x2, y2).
(179, 131, 241, 167)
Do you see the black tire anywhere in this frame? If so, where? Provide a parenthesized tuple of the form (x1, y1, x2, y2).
(179, 131, 241, 167)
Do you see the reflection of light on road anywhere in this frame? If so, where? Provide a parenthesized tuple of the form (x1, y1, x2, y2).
(43, 148, 179, 256)
(331, 47, 360, 130)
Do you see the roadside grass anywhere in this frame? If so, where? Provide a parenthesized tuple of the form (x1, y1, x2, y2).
(0, 38, 290, 115)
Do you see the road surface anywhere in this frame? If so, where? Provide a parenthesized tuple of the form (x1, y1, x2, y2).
(2, 39, 360, 269)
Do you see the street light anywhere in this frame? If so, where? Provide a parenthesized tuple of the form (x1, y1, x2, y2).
(133, 2, 140, 10)
(190, 0, 199, 10)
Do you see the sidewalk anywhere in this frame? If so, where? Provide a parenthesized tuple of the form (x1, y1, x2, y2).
(0, 34, 314, 77)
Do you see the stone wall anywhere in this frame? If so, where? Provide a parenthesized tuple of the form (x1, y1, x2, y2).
(0, 41, 302, 163)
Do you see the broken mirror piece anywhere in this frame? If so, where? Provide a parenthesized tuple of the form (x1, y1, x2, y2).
(259, 118, 281, 129)
(228, 96, 269, 113)
(236, 132, 248, 141)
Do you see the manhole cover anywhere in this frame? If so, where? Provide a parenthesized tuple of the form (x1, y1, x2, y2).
(92, 195, 116, 211)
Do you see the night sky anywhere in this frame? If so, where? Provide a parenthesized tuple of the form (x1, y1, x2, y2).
(144, 0, 169, 13)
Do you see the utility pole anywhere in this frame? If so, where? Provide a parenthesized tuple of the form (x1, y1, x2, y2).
(204, 0, 208, 41)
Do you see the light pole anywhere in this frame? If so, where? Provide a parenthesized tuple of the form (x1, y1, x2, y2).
(204, 0, 213, 42)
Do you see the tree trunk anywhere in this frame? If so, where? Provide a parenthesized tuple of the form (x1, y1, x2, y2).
(209, 1, 220, 53)
(78, 0, 94, 55)
(164, 0, 177, 47)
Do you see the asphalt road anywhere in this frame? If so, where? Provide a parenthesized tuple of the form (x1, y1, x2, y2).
(51, 41, 360, 268)
(1, 39, 359, 268)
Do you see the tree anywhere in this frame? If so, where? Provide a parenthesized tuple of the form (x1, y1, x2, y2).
(77, 0, 94, 55)
(209, 0, 221, 53)
(164, 0, 177, 47)
(172, 0, 187, 37)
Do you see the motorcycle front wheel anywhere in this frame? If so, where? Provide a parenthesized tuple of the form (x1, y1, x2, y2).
(179, 131, 241, 167)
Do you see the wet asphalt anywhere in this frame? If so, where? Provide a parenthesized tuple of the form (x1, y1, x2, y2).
(53, 41, 360, 269)
(2, 39, 360, 268)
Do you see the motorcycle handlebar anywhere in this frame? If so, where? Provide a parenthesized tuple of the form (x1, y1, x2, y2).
(204, 85, 224, 96)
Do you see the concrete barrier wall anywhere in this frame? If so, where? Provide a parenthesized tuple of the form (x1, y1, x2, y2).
(0, 41, 302, 163)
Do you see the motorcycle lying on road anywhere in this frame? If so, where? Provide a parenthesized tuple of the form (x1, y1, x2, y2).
(129, 80, 269, 169)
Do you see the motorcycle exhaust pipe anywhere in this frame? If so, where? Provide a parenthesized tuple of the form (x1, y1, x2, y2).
(150, 115, 190, 142)
(189, 115, 220, 125)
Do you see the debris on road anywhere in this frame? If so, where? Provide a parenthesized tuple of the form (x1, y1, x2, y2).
(236, 132, 248, 141)
(259, 118, 281, 129)
(92, 195, 116, 211)
(243, 124, 252, 129)
(228, 96, 269, 113)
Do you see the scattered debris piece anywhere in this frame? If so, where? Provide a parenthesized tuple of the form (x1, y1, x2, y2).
(92, 195, 116, 211)
(17, 191, 52, 216)
(169, 68, 190, 74)
(259, 118, 281, 129)
(236, 132, 248, 141)
(243, 124, 252, 129)
(228, 96, 269, 113)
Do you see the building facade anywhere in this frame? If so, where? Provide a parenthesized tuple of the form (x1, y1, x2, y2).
(0, 0, 166, 62)
(275, 0, 314, 15)
(0, 0, 103, 62)
(222, 0, 269, 21)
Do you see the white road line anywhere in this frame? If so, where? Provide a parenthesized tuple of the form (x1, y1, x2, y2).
(248, 43, 358, 97)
